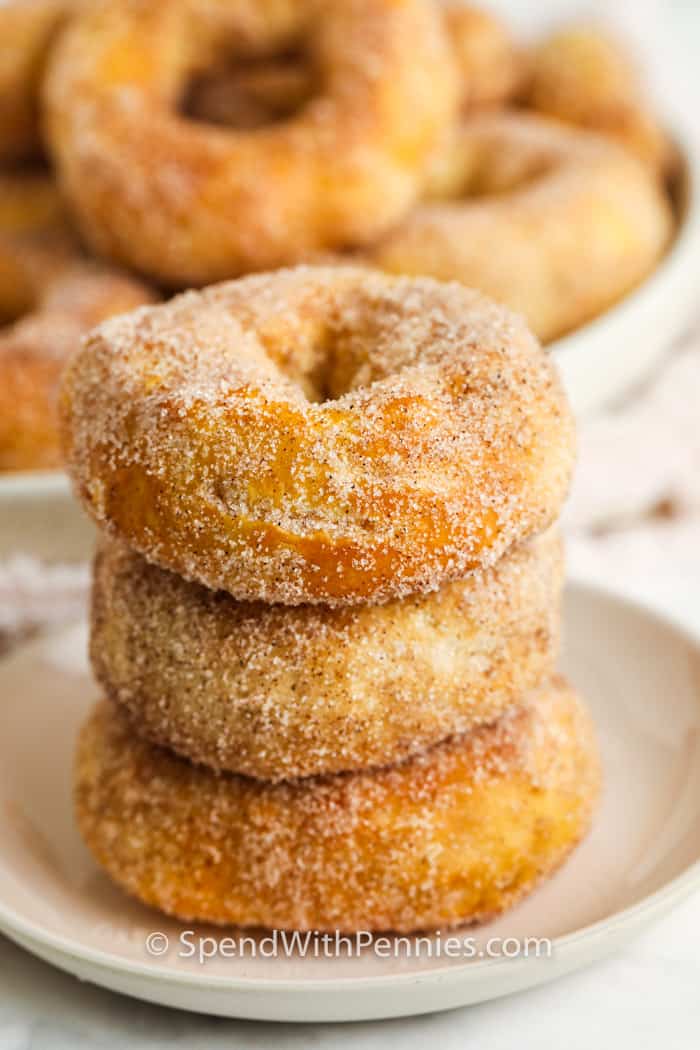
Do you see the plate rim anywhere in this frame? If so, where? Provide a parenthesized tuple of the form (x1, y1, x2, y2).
(0, 470, 70, 498)
(1, 579, 700, 994)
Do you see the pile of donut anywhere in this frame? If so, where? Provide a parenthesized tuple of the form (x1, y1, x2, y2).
(1, 0, 675, 473)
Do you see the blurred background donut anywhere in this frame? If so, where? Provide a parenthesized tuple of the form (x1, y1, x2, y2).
(43, 0, 458, 286)
(0, 171, 154, 472)
(0, 0, 79, 162)
(366, 111, 672, 342)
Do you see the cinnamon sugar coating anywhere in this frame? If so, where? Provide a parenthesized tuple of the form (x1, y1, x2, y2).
(61, 266, 575, 605)
(91, 528, 563, 780)
(75, 678, 600, 932)
(0, 173, 154, 471)
(367, 111, 673, 343)
(43, 0, 457, 286)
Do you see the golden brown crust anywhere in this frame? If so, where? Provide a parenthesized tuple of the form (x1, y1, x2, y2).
(367, 111, 673, 343)
(526, 25, 675, 179)
(0, 173, 155, 472)
(75, 679, 600, 932)
(91, 528, 563, 780)
(61, 266, 575, 605)
(44, 0, 457, 286)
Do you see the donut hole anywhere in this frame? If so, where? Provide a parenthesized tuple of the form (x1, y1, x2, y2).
(181, 50, 316, 130)
(256, 316, 399, 406)
(238, 282, 457, 407)
(257, 330, 356, 405)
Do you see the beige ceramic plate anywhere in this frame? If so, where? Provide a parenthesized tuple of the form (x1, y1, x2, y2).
(0, 582, 699, 1022)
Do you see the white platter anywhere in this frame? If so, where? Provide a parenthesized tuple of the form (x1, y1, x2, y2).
(0, 582, 699, 1022)
(0, 470, 94, 563)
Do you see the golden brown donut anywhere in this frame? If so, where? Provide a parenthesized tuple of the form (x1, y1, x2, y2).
(443, 3, 526, 110)
(75, 678, 600, 932)
(367, 112, 673, 343)
(0, 0, 77, 161)
(43, 0, 457, 286)
(0, 175, 154, 471)
(61, 266, 575, 606)
(0, 252, 154, 472)
(91, 529, 563, 781)
(187, 5, 525, 129)
(526, 25, 675, 179)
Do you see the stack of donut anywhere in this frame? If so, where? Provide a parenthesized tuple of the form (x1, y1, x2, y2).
(7, 0, 674, 934)
(1, 0, 675, 472)
(62, 264, 600, 932)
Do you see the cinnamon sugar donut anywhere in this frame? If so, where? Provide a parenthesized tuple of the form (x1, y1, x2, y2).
(187, 5, 524, 131)
(0, 190, 154, 470)
(61, 266, 575, 605)
(0, 0, 77, 161)
(44, 0, 457, 286)
(367, 112, 673, 343)
(75, 678, 600, 932)
(527, 25, 675, 179)
(443, 3, 526, 110)
(91, 529, 563, 781)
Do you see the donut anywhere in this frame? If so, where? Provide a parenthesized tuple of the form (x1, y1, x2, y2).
(43, 0, 457, 286)
(526, 25, 675, 179)
(187, 6, 524, 130)
(367, 112, 673, 343)
(443, 3, 526, 110)
(61, 266, 575, 605)
(0, 0, 77, 162)
(75, 678, 600, 932)
(90, 528, 563, 781)
(0, 250, 154, 472)
(0, 179, 154, 471)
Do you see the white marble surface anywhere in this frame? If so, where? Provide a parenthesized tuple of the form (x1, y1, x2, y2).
(2, 892, 700, 1049)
